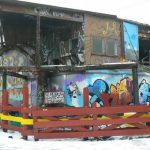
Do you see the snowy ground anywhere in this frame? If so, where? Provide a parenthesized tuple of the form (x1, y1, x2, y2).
(1, 129, 150, 150)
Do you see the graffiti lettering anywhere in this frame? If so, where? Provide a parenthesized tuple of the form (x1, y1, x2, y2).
(44, 91, 65, 104)
(34, 8, 83, 22)
(0, 50, 28, 66)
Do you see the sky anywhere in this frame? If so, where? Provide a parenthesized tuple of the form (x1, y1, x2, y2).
(18, 0, 150, 25)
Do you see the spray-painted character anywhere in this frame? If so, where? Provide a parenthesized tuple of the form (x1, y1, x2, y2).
(67, 82, 81, 107)
(139, 79, 150, 104)
(88, 79, 111, 107)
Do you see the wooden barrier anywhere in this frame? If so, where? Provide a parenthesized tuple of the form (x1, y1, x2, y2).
(0, 85, 150, 140)
(1, 104, 150, 140)
(32, 105, 150, 140)
(2, 90, 9, 132)
(0, 84, 34, 139)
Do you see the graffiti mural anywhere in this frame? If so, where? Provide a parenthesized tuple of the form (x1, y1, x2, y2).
(139, 79, 150, 104)
(123, 22, 139, 61)
(7, 76, 25, 106)
(88, 79, 110, 107)
(67, 82, 82, 107)
(0, 49, 38, 106)
(48, 70, 150, 107)
(0, 50, 30, 66)
(139, 72, 150, 105)
(34, 8, 83, 22)
(110, 77, 133, 105)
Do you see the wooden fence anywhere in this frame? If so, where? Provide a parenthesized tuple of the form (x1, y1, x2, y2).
(0, 86, 150, 140)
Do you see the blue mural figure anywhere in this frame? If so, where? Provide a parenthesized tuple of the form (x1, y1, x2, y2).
(88, 79, 110, 107)
(139, 79, 150, 104)
(67, 82, 82, 107)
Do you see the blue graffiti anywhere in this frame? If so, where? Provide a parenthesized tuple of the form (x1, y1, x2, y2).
(88, 79, 110, 107)
(139, 79, 150, 104)
(66, 82, 82, 107)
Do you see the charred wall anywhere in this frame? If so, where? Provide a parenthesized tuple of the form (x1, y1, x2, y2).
(84, 14, 122, 65)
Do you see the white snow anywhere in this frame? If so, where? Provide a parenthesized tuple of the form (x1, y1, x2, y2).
(0, 129, 150, 150)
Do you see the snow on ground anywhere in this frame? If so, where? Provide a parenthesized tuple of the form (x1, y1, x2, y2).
(1, 129, 150, 150)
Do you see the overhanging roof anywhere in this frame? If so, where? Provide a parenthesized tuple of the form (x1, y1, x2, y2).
(0, 62, 138, 73)
(0, 0, 117, 20)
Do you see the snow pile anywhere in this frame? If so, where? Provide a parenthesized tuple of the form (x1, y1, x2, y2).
(0, 129, 150, 150)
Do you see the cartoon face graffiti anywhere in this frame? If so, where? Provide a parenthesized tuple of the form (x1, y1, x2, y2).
(139, 79, 150, 104)
(88, 79, 111, 107)
(67, 82, 81, 107)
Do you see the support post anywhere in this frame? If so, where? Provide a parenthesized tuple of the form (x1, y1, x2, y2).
(83, 87, 89, 107)
(22, 83, 29, 140)
(2, 72, 8, 132)
(120, 20, 125, 62)
(36, 14, 41, 67)
(2, 90, 9, 132)
(132, 66, 139, 105)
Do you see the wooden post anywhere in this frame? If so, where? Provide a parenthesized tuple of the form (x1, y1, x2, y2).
(120, 20, 125, 62)
(83, 87, 89, 107)
(92, 102, 98, 138)
(2, 72, 8, 132)
(2, 90, 9, 132)
(36, 14, 41, 67)
(22, 83, 29, 140)
(33, 115, 39, 141)
(132, 66, 139, 105)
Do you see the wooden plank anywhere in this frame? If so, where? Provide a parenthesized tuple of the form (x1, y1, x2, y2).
(1, 122, 22, 132)
(33, 117, 150, 128)
(21, 129, 34, 136)
(34, 128, 150, 139)
(2, 106, 21, 112)
(83, 88, 89, 107)
(32, 105, 150, 117)
(128, 123, 149, 129)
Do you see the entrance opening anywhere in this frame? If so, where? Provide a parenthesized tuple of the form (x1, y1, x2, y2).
(139, 26, 150, 65)
(0, 12, 84, 65)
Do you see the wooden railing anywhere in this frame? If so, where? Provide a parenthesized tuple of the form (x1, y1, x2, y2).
(0, 86, 150, 140)
(32, 105, 150, 140)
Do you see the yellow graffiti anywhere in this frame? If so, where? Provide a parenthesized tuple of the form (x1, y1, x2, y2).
(110, 78, 133, 105)
(102, 22, 120, 37)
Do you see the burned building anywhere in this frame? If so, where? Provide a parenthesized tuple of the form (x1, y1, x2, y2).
(0, 0, 124, 66)
(0, 0, 150, 107)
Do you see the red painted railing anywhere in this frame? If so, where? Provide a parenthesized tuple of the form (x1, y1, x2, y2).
(32, 105, 150, 140)
(0, 86, 150, 140)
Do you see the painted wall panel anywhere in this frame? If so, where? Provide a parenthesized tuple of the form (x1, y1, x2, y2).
(7, 76, 25, 106)
(48, 70, 150, 107)
(0, 49, 37, 106)
(123, 22, 139, 61)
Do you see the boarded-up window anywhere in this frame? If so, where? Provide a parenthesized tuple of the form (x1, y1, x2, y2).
(92, 36, 118, 56)
(92, 37, 105, 54)
(106, 39, 118, 56)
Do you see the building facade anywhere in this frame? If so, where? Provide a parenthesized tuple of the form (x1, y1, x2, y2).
(0, 0, 150, 107)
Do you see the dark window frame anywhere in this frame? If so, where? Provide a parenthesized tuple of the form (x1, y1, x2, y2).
(106, 38, 118, 56)
(92, 36, 118, 57)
